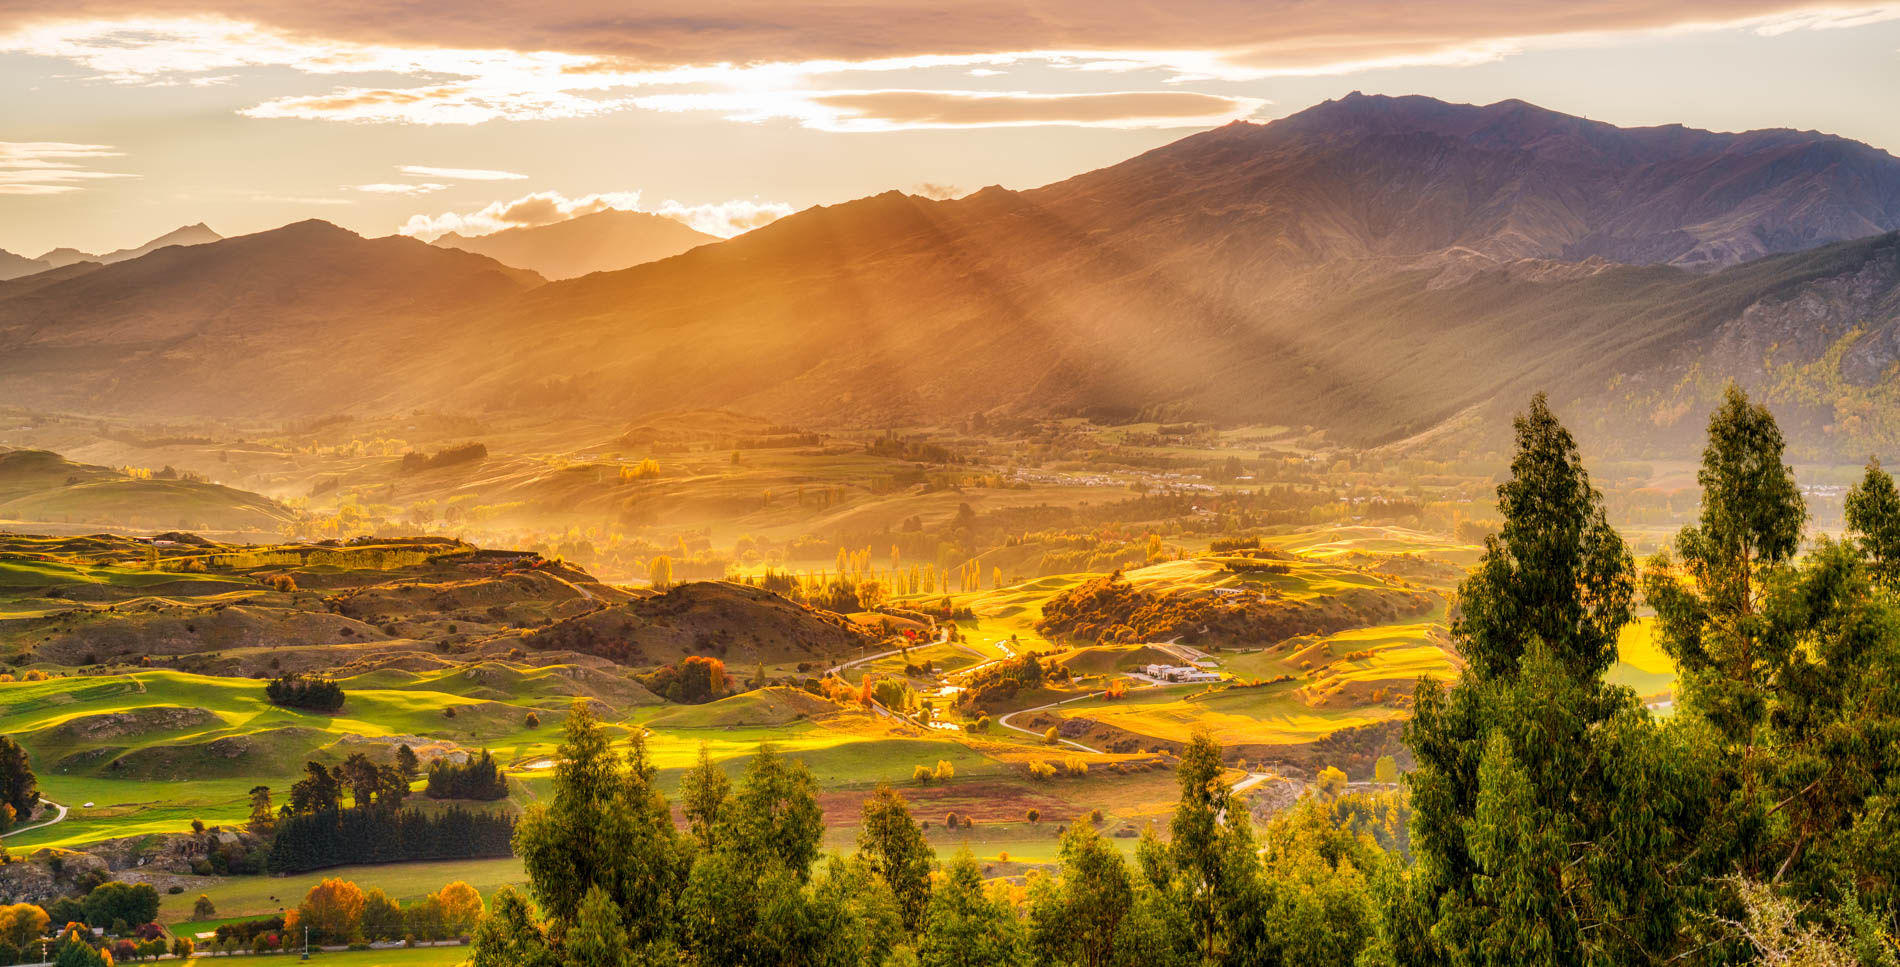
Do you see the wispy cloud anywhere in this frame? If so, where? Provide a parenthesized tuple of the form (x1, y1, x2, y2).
(0, 141, 134, 195)
(631, 88, 1266, 131)
(397, 165, 527, 181)
(350, 182, 450, 194)
(399, 189, 793, 240)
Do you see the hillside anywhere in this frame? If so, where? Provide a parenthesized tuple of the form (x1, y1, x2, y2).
(0, 449, 296, 534)
(0, 248, 49, 281)
(433, 209, 719, 279)
(0, 220, 544, 418)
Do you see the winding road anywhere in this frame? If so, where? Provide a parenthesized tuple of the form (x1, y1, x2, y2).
(0, 799, 67, 839)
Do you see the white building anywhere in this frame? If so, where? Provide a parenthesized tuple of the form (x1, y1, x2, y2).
(1142, 663, 1222, 684)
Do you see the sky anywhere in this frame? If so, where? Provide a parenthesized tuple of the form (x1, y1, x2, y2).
(3, 1, 1900, 257)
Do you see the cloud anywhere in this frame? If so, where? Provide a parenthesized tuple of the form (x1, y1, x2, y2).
(350, 182, 449, 194)
(2, 3, 1896, 127)
(4, 2, 1895, 80)
(645, 198, 796, 237)
(398, 165, 528, 181)
(913, 182, 963, 200)
(0, 141, 134, 195)
(398, 189, 793, 240)
(739, 89, 1269, 131)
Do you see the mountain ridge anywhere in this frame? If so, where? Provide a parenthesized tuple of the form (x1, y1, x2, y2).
(3, 94, 1899, 455)
(432, 209, 720, 279)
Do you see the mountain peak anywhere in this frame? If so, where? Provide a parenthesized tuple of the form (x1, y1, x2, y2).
(429, 209, 717, 279)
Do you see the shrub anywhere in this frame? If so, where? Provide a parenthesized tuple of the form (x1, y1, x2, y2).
(912, 765, 933, 784)
(1028, 761, 1057, 781)
(1042, 726, 1059, 745)
(932, 760, 955, 782)
(1026, 808, 1040, 823)
(524, 712, 541, 729)
(1063, 757, 1089, 777)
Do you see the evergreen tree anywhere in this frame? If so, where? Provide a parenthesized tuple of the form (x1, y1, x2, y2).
(512, 700, 688, 957)
(918, 851, 1024, 967)
(680, 744, 730, 850)
(0, 738, 37, 829)
(565, 886, 632, 967)
(1846, 458, 1900, 593)
(469, 887, 556, 967)
(1646, 384, 1807, 742)
(1162, 730, 1257, 964)
(857, 785, 934, 933)
(1399, 394, 1687, 967)
(1027, 820, 1135, 967)
(1451, 393, 1634, 681)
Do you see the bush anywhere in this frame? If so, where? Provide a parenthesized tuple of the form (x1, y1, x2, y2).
(1042, 726, 1059, 745)
(524, 712, 540, 729)
(912, 765, 933, 784)
(1026, 808, 1040, 823)
(1028, 761, 1057, 781)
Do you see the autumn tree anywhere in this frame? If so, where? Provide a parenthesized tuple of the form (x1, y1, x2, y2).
(295, 878, 366, 944)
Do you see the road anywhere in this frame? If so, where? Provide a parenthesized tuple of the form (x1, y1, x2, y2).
(826, 626, 954, 677)
(995, 692, 1115, 753)
(1, 799, 67, 839)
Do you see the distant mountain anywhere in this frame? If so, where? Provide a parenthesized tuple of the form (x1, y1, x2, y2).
(433, 210, 719, 279)
(0, 220, 543, 418)
(36, 223, 223, 269)
(5, 95, 1900, 456)
(0, 248, 50, 282)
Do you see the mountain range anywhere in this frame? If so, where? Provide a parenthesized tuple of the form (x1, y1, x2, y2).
(4, 93, 1899, 456)
(432, 209, 719, 279)
(0, 223, 223, 281)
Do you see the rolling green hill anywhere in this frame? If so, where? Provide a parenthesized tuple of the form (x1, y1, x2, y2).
(0, 449, 296, 535)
